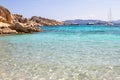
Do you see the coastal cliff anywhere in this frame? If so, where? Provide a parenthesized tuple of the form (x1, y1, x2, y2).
(0, 6, 17, 34)
(0, 5, 63, 34)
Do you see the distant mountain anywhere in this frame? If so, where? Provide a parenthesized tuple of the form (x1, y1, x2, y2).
(64, 19, 120, 25)
(63, 19, 106, 25)
(113, 20, 120, 25)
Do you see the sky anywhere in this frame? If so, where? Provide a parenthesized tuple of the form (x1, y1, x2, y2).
(1, 0, 120, 21)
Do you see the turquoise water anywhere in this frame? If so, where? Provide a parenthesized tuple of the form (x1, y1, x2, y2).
(0, 25, 120, 80)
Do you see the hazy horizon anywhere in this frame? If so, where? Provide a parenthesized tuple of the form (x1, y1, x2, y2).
(1, 0, 120, 21)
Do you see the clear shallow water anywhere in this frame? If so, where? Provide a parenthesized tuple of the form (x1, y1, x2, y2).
(0, 25, 120, 80)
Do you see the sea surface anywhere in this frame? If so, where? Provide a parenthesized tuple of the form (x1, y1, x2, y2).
(0, 25, 120, 80)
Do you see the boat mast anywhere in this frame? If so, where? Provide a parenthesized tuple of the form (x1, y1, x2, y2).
(108, 8, 112, 23)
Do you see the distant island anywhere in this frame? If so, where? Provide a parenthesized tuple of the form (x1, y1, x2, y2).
(0, 5, 63, 34)
(64, 19, 120, 25)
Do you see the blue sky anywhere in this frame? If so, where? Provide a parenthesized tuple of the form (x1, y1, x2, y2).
(1, 0, 120, 21)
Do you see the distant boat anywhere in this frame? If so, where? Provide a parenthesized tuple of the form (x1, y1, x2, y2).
(70, 23, 79, 25)
(107, 8, 114, 26)
(107, 22, 114, 26)
(87, 22, 95, 25)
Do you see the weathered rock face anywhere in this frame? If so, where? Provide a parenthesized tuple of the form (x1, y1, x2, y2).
(12, 14, 42, 33)
(0, 6, 17, 34)
(12, 14, 28, 23)
(0, 6, 12, 23)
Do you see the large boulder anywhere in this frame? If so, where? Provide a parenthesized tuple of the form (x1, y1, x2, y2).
(10, 23, 41, 33)
(0, 27, 17, 34)
(0, 22, 17, 34)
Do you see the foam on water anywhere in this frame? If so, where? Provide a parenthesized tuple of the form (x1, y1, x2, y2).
(0, 25, 120, 80)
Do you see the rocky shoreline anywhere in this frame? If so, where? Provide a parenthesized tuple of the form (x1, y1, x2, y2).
(0, 5, 63, 34)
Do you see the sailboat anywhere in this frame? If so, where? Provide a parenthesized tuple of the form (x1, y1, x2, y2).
(107, 8, 114, 26)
